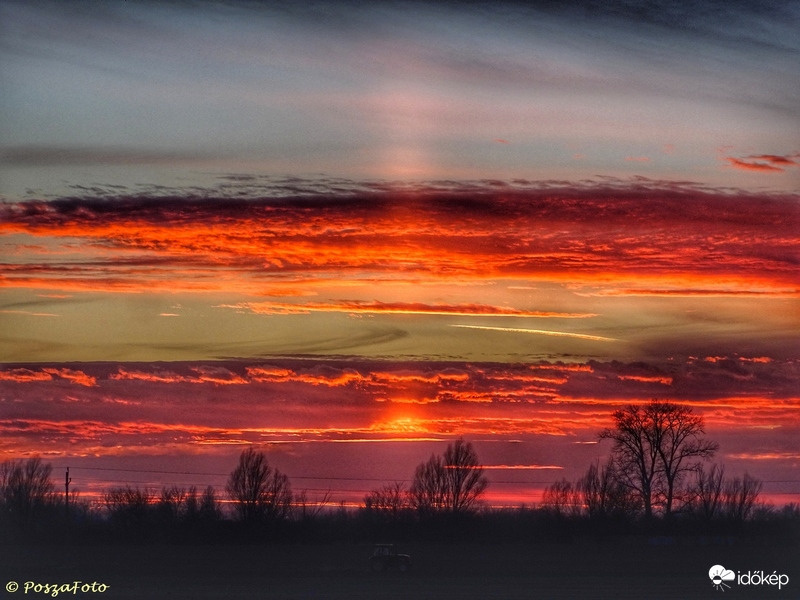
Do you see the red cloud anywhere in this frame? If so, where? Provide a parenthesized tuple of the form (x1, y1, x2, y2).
(726, 157, 784, 172)
(1, 180, 798, 298)
(0, 369, 54, 383)
(0, 367, 96, 386)
(724, 152, 799, 173)
(750, 154, 797, 166)
(43, 368, 97, 387)
(110, 366, 247, 385)
(1, 359, 798, 476)
(247, 365, 365, 387)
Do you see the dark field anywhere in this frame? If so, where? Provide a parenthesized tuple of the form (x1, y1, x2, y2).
(1, 539, 797, 600)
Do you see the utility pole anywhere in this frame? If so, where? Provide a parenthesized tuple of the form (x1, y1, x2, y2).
(65, 467, 71, 519)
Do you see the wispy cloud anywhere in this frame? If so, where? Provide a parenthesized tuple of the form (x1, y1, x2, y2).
(223, 300, 595, 319)
(0, 309, 59, 317)
(0, 146, 210, 167)
(482, 464, 563, 470)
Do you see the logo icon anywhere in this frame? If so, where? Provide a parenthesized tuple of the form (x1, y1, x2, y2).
(709, 565, 736, 591)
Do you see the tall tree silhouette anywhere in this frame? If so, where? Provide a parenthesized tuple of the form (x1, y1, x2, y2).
(226, 448, 292, 523)
(410, 438, 487, 515)
(600, 401, 717, 518)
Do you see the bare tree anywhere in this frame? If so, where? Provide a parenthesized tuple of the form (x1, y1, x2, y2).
(542, 479, 580, 517)
(444, 439, 488, 513)
(158, 485, 188, 523)
(0, 456, 56, 527)
(409, 454, 447, 515)
(654, 402, 718, 515)
(722, 472, 762, 522)
(600, 401, 717, 518)
(364, 482, 410, 519)
(410, 438, 488, 516)
(577, 459, 638, 519)
(160, 485, 187, 505)
(103, 486, 153, 531)
(294, 489, 332, 521)
(184, 485, 200, 520)
(226, 448, 292, 523)
(199, 485, 222, 521)
(578, 461, 606, 518)
(185, 485, 221, 523)
(691, 463, 725, 521)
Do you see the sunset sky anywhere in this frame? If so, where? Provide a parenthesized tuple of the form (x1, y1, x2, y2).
(1, 0, 798, 508)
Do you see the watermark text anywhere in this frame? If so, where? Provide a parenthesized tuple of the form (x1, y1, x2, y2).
(5, 581, 110, 597)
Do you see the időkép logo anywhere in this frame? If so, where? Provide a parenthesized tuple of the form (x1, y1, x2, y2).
(709, 564, 789, 592)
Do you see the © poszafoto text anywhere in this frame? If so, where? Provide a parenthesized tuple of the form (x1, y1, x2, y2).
(12, 581, 110, 596)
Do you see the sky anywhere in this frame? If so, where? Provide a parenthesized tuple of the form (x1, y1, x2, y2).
(0, 0, 798, 508)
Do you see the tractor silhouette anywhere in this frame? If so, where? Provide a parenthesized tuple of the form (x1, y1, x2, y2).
(369, 543, 411, 572)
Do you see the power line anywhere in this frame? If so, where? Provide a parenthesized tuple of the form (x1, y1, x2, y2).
(54, 465, 800, 489)
(56, 466, 229, 477)
(56, 466, 406, 482)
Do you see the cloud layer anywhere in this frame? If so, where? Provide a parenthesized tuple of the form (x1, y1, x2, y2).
(1, 357, 797, 505)
(2, 180, 797, 297)
(2, 0, 798, 192)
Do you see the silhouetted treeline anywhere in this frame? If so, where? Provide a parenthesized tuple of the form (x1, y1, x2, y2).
(2, 459, 798, 546)
(2, 414, 799, 545)
(2, 480, 798, 546)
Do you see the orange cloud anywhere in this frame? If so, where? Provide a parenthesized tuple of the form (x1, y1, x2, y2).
(245, 366, 295, 382)
(726, 452, 800, 461)
(110, 368, 192, 384)
(617, 374, 673, 385)
(110, 366, 247, 385)
(740, 356, 773, 363)
(724, 152, 799, 173)
(0, 358, 798, 509)
(0, 367, 96, 386)
(223, 300, 594, 318)
(726, 157, 783, 172)
(0, 369, 54, 383)
(1, 182, 797, 300)
(246, 365, 368, 387)
(371, 370, 470, 385)
(43, 368, 97, 387)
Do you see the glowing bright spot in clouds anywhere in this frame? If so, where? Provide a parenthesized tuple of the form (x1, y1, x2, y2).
(371, 405, 433, 435)
(384, 417, 425, 433)
(450, 324, 616, 342)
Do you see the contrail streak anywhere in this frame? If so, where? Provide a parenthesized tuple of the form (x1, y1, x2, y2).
(450, 324, 616, 342)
